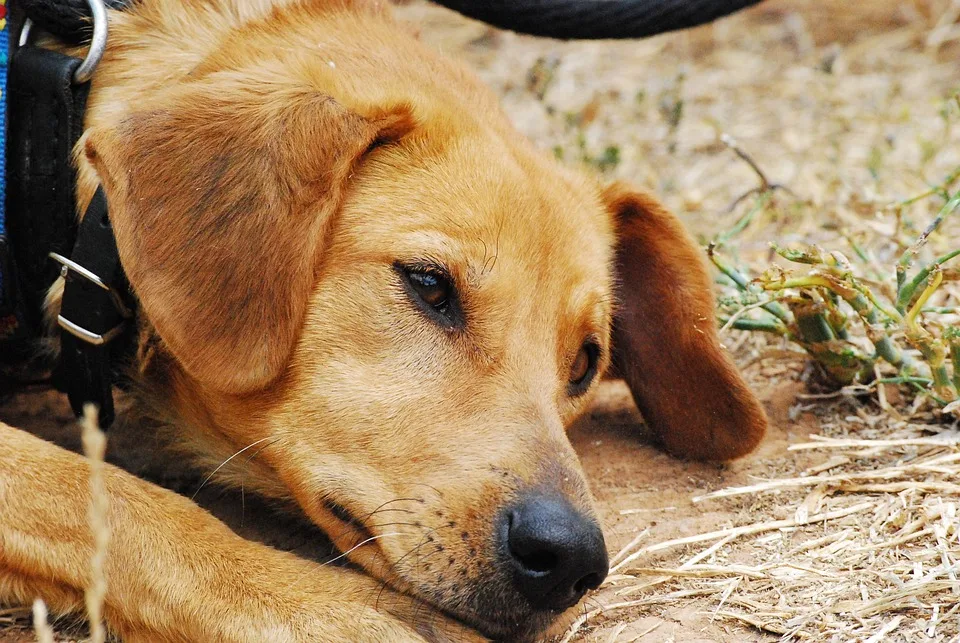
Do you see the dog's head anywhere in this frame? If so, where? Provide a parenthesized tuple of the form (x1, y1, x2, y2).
(79, 3, 766, 638)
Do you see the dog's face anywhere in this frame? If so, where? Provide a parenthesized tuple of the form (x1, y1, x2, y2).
(267, 132, 617, 638)
(79, 3, 767, 638)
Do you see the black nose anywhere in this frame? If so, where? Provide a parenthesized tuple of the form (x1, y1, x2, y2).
(502, 493, 608, 612)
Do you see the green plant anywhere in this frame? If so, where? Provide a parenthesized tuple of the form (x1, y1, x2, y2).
(712, 182, 960, 407)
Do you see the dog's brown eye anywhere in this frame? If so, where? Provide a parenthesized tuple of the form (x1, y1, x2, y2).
(570, 348, 590, 383)
(396, 263, 464, 330)
(568, 341, 599, 396)
(409, 271, 449, 308)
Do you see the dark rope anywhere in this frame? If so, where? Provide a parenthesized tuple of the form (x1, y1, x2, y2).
(21, 0, 763, 43)
(428, 0, 764, 40)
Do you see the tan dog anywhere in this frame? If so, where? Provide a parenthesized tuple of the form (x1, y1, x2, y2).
(0, 0, 768, 640)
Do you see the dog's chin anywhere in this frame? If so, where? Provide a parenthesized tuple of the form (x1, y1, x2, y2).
(392, 595, 556, 643)
(444, 607, 561, 642)
(392, 579, 567, 642)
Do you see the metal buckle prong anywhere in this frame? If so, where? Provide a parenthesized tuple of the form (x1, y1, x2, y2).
(50, 252, 110, 290)
(57, 315, 124, 346)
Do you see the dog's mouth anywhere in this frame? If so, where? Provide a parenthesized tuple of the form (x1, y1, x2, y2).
(316, 499, 523, 636)
(312, 495, 598, 641)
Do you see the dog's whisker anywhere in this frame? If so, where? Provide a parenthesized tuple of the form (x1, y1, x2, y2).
(387, 530, 437, 574)
(371, 517, 460, 602)
(289, 530, 410, 594)
(320, 532, 404, 569)
(582, 595, 603, 613)
(374, 527, 439, 612)
(242, 439, 279, 466)
(358, 530, 477, 641)
(329, 520, 423, 545)
(409, 591, 432, 638)
(358, 497, 423, 523)
(479, 237, 489, 275)
(190, 436, 282, 500)
(365, 507, 416, 517)
(405, 482, 443, 496)
(333, 495, 453, 606)
(235, 437, 281, 531)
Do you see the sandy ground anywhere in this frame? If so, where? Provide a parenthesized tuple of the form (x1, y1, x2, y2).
(4, 0, 960, 641)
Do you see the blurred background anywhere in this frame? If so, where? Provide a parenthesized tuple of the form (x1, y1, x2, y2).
(396, 0, 960, 230)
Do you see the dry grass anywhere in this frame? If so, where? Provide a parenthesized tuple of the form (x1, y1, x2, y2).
(80, 405, 109, 643)
(13, 410, 110, 642)
(581, 431, 960, 641)
(32, 601, 55, 643)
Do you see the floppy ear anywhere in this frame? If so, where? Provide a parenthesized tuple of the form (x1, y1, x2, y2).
(605, 183, 767, 461)
(84, 82, 415, 394)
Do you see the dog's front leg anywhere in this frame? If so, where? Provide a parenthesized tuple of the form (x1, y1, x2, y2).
(0, 422, 474, 642)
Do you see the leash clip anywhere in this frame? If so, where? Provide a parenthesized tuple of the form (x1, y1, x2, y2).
(50, 251, 131, 345)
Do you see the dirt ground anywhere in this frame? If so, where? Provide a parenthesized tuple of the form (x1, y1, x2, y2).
(3, 0, 960, 641)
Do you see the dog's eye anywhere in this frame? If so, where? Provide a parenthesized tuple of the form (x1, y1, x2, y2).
(568, 341, 599, 396)
(396, 263, 464, 329)
(409, 270, 450, 308)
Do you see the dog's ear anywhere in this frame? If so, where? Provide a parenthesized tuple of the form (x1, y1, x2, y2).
(604, 183, 767, 461)
(83, 83, 416, 394)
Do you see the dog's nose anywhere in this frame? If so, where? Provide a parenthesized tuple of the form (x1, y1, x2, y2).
(502, 493, 608, 612)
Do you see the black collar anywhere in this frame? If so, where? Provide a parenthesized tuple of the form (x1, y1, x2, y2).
(54, 187, 136, 427)
(1, 16, 135, 427)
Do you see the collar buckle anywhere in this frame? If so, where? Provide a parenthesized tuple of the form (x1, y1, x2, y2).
(50, 251, 133, 346)
(50, 252, 133, 346)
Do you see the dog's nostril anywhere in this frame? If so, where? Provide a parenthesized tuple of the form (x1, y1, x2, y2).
(512, 548, 558, 575)
(502, 492, 608, 612)
(574, 571, 604, 594)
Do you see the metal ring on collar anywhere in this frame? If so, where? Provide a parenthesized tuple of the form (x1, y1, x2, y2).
(18, 0, 109, 84)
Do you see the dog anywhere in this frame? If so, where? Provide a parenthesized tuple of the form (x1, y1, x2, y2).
(0, 0, 768, 640)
